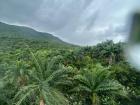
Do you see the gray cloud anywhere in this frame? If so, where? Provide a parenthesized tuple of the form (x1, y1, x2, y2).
(0, 0, 140, 45)
(0, 0, 43, 23)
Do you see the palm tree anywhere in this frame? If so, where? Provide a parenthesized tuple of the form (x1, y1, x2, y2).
(4, 49, 74, 105)
(3, 60, 29, 87)
(73, 64, 127, 105)
(93, 41, 124, 65)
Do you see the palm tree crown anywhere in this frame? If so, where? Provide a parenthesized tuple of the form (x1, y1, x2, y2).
(73, 64, 127, 105)
(5, 50, 74, 105)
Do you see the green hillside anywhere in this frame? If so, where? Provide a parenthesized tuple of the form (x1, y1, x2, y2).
(0, 22, 75, 51)
(0, 22, 140, 105)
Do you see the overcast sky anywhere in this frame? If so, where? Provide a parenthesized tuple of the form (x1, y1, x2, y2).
(0, 0, 140, 45)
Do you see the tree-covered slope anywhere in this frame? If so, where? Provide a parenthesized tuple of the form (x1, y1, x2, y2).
(0, 22, 75, 51)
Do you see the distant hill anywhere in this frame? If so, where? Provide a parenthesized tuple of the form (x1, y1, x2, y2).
(0, 22, 75, 51)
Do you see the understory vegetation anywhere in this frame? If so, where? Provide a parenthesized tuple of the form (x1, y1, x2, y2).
(0, 40, 140, 105)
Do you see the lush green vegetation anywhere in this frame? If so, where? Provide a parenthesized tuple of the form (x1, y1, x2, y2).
(0, 22, 75, 52)
(0, 22, 140, 105)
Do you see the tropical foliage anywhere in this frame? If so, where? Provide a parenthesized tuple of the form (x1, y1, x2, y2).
(73, 64, 127, 105)
(0, 25, 140, 105)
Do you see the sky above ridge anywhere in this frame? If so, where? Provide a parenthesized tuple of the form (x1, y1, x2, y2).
(0, 0, 140, 45)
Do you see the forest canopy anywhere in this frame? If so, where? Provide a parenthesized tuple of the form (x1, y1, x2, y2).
(0, 38, 140, 105)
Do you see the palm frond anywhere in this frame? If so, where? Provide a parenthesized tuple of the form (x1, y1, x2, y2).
(14, 85, 38, 105)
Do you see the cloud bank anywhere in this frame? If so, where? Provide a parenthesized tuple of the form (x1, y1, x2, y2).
(0, 0, 140, 45)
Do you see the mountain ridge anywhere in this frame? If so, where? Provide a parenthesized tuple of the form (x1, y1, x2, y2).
(0, 22, 64, 42)
(0, 21, 76, 51)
